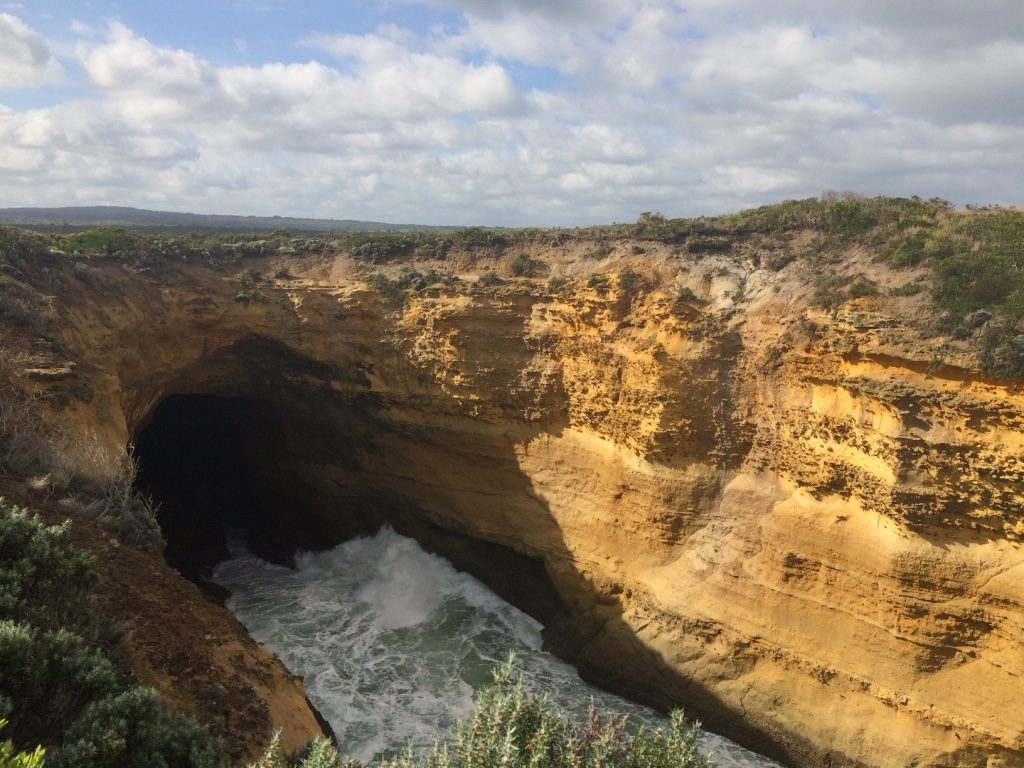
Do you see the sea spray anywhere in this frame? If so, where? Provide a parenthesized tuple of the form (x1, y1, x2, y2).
(212, 527, 780, 768)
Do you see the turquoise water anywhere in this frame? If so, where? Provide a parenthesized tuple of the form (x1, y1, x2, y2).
(212, 527, 783, 767)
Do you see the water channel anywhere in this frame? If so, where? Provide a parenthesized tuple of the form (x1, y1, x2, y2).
(212, 527, 783, 767)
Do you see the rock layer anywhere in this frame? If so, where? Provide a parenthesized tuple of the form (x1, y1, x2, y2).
(27, 235, 1024, 767)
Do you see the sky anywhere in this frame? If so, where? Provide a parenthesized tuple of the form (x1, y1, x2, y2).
(1, 1, 1022, 226)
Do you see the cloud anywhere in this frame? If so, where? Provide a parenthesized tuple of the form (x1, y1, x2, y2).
(396, 0, 621, 24)
(697, 0, 1024, 51)
(0, 3, 1022, 224)
(69, 19, 96, 36)
(0, 13, 63, 87)
(305, 29, 523, 117)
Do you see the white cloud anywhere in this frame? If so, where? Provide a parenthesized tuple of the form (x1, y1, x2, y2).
(84, 22, 215, 97)
(397, 0, 621, 24)
(69, 19, 95, 36)
(306, 29, 522, 117)
(0, 13, 63, 87)
(0, 3, 1022, 223)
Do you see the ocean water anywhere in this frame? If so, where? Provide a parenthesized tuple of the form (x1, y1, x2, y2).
(211, 527, 782, 767)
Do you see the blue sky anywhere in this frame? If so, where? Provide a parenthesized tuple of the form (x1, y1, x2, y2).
(2, 1, 1023, 225)
(13, 1, 464, 66)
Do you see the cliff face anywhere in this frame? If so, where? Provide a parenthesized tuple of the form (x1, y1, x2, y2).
(23, 230, 1024, 767)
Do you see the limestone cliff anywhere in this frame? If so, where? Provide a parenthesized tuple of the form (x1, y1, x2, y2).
(6, 210, 1024, 767)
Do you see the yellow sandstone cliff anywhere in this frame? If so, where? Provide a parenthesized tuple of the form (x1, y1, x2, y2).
(14, 225, 1024, 767)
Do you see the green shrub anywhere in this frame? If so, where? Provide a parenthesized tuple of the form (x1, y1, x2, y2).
(811, 274, 851, 311)
(671, 287, 700, 316)
(63, 229, 139, 257)
(618, 268, 647, 295)
(0, 720, 44, 768)
(365, 271, 453, 301)
(878, 231, 930, 267)
(477, 270, 503, 287)
(848, 278, 878, 299)
(0, 501, 95, 632)
(509, 254, 543, 278)
(234, 289, 265, 305)
(889, 282, 924, 297)
(1003, 289, 1024, 321)
(978, 324, 1024, 380)
(0, 228, 53, 262)
(547, 276, 568, 294)
(350, 236, 417, 264)
(52, 687, 226, 768)
(0, 621, 119, 748)
(587, 274, 610, 296)
(931, 247, 1024, 317)
(764, 252, 796, 271)
(440, 657, 706, 768)
(0, 502, 223, 766)
(822, 199, 878, 238)
(685, 236, 730, 254)
(364, 274, 405, 303)
(251, 656, 707, 768)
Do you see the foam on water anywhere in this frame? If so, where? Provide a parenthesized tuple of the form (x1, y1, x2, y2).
(212, 527, 782, 767)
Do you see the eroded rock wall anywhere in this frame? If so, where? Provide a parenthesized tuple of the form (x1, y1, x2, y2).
(32, 238, 1024, 767)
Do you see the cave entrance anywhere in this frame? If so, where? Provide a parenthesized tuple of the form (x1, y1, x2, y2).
(132, 389, 566, 627)
(133, 393, 340, 581)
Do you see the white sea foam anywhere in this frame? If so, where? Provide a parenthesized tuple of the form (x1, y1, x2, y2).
(212, 527, 782, 767)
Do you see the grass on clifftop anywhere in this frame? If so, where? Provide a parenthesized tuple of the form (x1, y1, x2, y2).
(4, 195, 1024, 377)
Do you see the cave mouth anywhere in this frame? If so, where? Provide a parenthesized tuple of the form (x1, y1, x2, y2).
(133, 392, 348, 581)
(132, 391, 566, 627)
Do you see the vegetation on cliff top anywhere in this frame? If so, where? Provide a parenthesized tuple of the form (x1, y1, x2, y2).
(2, 194, 1023, 380)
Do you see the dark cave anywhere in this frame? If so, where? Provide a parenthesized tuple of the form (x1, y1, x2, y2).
(133, 393, 314, 580)
(132, 391, 566, 626)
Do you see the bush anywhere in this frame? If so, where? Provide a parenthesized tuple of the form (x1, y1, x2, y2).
(685, 236, 730, 254)
(365, 271, 454, 302)
(0, 621, 119, 748)
(52, 687, 226, 768)
(63, 229, 140, 257)
(0, 366, 57, 478)
(75, 448, 163, 553)
(587, 274, 610, 296)
(0, 502, 223, 766)
(671, 287, 700, 316)
(251, 656, 707, 768)
(0, 720, 44, 768)
(811, 274, 851, 311)
(0, 501, 95, 632)
(618, 268, 648, 295)
(350, 236, 417, 264)
(932, 247, 1024, 317)
(364, 274, 405, 303)
(889, 282, 924, 297)
(477, 271, 503, 287)
(509, 254, 543, 278)
(978, 324, 1024, 380)
(234, 289, 265, 305)
(848, 278, 878, 299)
(547, 276, 568, 294)
(878, 231, 931, 268)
